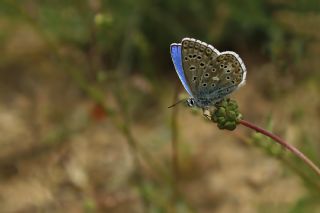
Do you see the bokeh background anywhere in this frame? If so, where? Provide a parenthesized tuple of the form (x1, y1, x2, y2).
(0, 0, 320, 212)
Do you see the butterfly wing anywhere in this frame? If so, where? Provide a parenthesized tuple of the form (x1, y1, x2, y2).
(170, 44, 193, 97)
(199, 51, 246, 102)
(181, 38, 246, 106)
(180, 38, 219, 97)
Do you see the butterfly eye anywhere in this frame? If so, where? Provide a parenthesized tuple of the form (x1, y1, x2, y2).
(187, 98, 195, 107)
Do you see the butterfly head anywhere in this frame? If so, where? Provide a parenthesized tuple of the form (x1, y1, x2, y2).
(186, 98, 196, 107)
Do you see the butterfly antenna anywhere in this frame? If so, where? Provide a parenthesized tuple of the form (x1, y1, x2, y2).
(168, 99, 186, 108)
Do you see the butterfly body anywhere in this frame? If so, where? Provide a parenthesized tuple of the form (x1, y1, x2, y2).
(170, 38, 246, 109)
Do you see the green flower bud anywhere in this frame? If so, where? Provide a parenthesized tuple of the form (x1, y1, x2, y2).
(224, 121, 236, 131)
(216, 107, 226, 117)
(227, 111, 236, 120)
(212, 99, 242, 131)
(217, 116, 226, 124)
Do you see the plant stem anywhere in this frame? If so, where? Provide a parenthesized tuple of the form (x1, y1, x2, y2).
(171, 85, 180, 204)
(239, 119, 320, 177)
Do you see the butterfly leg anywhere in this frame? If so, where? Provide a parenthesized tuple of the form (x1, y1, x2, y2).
(202, 108, 211, 120)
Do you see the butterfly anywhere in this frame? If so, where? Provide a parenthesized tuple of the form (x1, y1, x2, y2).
(170, 38, 246, 112)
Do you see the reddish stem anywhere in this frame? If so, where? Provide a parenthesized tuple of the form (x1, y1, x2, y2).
(239, 119, 320, 177)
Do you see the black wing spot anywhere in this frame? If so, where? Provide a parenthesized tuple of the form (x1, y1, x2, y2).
(197, 55, 202, 60)
(212, 68, 216, 72)
(226, 76, 230, 80)
(231, 80, 235, 84)
(184, 57, 188, 61)
(193, 54, 197, 58)
(189, 54, 192, 58)
(211, 83, 216, 87)
(202, 83, 207, 87)
(200, 62, 205, 67)
(224, 65, 228, 68)
(206, 48, 212, 55)
(226, 70, 231, 73)
(220, 64, 224, 68)
(204, 73, 209, 77)
(183, 41, 189, 48)
(193, 76, 197, 81)
(190, 66, 196, 71)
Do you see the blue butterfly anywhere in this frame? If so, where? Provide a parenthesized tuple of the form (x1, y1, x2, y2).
(170, 38, 246, 110)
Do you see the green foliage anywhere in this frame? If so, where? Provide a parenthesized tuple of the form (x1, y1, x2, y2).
(247, 115, 320, 211)
(0, 0, 320, 212)
(1, 0, 316, 78)
(38, 4, 91, 45)
(290, 194, 320, 213)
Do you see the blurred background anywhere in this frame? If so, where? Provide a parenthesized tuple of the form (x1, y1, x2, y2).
(0, 0, 320, 212)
